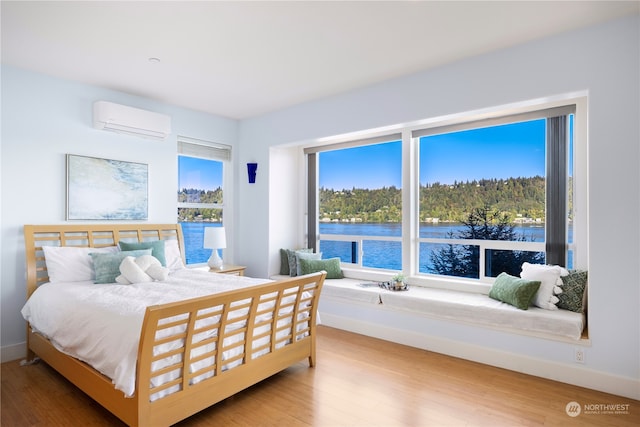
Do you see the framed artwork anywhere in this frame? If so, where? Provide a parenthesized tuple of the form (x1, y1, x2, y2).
(66, 154, 148, 220)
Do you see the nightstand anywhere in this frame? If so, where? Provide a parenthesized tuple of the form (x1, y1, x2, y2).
(209, 265, 246, 276)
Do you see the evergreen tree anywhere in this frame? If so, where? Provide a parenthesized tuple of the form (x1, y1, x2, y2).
(428, 205, 544, 278)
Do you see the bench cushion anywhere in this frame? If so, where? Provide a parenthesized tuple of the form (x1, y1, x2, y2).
(272, 275, 585, 340)
(380, 285, 584, 340)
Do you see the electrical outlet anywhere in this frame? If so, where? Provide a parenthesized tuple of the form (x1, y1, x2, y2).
(574, 348, 585, 364)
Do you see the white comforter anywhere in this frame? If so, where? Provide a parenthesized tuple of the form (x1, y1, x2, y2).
(21, 269, 271, 398)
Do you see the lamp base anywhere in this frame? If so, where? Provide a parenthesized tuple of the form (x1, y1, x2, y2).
(207, 249, 223, 269)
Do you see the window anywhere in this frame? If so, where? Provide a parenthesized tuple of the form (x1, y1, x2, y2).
(306, 100, 582, 288)
(415, 107, 574, 281)
(177, 137, 230, 265)
(307, 135, 402, 270)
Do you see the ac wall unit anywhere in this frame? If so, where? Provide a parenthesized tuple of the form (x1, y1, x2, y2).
(93, 101, 172, 140)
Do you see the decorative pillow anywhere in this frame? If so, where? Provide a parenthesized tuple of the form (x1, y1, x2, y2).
(164, 239, 185, 272)
(557, 270, 588, 313)
(489, 272, 541, 310)
(118, 240, 166, 266)
(90, 249, 152, 284)
(299, 257, 344, 279)
(281, 248, 312, 275)
(295, 251, 322, 276)
(285, 248, 313, 277)
(280, 249, 290, 275)
(520, 262, 568, 310)
(43, 245, 119, 282)
(115, 254, 169, 284)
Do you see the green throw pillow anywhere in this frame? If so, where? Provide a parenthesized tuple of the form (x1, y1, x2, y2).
(489, 272, 541, 310)
(299, 257, 344, 279)
(279, 249, 290, 275)
(286, 248, 315, 277)
(295, 251, 322, 276)
(90, 249, 152, 284)
(280, 248, 312, 275)
(119, 240, 166, 266)
(557, 270, 588, 313)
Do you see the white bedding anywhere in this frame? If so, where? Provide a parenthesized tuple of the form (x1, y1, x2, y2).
(21, 269, 275, 398)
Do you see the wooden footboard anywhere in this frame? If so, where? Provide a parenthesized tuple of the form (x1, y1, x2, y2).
(136, 272, 325, 426)
(23, 224, 326, 426)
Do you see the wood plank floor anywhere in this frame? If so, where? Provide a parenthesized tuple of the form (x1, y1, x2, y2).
(2, 326, 638, 426)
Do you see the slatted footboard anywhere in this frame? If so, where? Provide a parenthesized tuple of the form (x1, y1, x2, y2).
(136, 272, 325, 426)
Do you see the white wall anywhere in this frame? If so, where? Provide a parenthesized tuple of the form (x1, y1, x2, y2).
(0, 66, 238, 360)
(237, 15, 640, 398)
(266, 146, 305, 275)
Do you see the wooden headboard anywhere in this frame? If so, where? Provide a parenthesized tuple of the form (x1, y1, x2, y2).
(24, 224, 185, 298)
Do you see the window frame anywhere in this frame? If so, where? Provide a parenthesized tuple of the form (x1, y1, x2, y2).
(305, 96, 587, 292)
(414, 106, 574, 282)
(177, 136, 231, 265)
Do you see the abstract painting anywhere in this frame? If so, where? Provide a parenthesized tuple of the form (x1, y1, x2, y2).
(66, 154, 148, 220)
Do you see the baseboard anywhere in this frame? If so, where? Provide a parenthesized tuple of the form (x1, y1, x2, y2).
(319, 311, 640, 400)
(1, 341, 26, 363)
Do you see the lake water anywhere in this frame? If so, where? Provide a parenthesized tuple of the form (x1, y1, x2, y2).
(318, 222, 560, 272)
(181, 222, 572, 271)
(180, 222, 224, 265)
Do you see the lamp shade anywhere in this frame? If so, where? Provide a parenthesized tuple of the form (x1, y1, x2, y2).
(203, 227, 226, 249)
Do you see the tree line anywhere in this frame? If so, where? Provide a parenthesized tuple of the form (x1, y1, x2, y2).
(320, 176, 550, 223)
(178, 187, 223, 222)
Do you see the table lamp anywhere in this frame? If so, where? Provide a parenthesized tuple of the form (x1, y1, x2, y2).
(203, 227, 226, 269)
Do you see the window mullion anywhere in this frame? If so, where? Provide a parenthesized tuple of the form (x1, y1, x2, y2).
(403, 130, 417, 277)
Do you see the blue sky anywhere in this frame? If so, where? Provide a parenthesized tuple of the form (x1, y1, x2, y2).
(178, 156, 223, 190)
(319, 142, 403, 189)
(320, 119, 551, 190)
(420, 119, 546, 185)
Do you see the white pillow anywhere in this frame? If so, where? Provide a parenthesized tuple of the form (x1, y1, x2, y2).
(116, 255, 169, 284)
(43, 245, 119, 283)
(164, 239, 185, 272)
(520, 262, 568, 310)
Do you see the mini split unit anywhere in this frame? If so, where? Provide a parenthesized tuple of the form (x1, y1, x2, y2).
(93, 101, 172, 140)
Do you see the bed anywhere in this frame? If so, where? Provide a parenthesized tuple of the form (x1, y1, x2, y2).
(22, 224, 326, 427)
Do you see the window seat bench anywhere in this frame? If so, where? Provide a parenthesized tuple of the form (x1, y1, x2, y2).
(272, 274, 586, 341)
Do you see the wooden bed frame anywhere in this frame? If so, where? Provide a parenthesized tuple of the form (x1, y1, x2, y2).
(23, 224, 326, 427)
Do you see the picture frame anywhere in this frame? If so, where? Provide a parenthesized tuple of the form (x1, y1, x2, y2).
(66, 154, 148, 220)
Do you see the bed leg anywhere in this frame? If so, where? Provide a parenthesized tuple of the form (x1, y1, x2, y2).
(308, 344, 316, 367)
(20, 357, 40, 366)
(20, 345, 40, 366)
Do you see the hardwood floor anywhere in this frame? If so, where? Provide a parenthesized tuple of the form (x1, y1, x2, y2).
(2, 326, 638, 426)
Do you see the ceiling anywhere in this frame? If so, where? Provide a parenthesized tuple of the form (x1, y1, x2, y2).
(2, 1, 638, 120)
